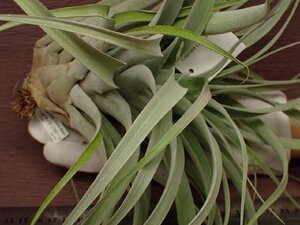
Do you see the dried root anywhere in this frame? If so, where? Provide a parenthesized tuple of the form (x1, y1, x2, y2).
(12, 85, 37, 119)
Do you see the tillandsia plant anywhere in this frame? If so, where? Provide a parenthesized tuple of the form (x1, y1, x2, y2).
(1, 0, 300, 224)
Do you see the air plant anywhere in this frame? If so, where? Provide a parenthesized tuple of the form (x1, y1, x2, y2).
(1, 0, 300, 224)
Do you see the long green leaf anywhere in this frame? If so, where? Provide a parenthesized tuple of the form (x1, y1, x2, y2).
(189, 122, 223, 225)
(175, 170, 196, 225)
(219, 0, 297, 78)
(113, 10, 155, 28)
(62, 75, 188, 225)
(181, 129, 212, 193)
(222, 172, 231, 225)
(242, 0, 292, 47)
(144, 138, 185, 225)
(0, 15, 163, 57)
(211, 79, 300, 91)
(221, 153, 257, 224)
(111, 84, 212, 224)
(81, 148, 141, 225)
(203, 110, 257, 223)
(0, 3, 111, 32)
(212, 112, 289, 223)
(113, 2, 261, 31)
(149, 0, 184, 26)
(222, 97, 300, 118)
(174, 97, 223, 225)
(175, 99, 213, 192)
(244, 119, 289, 225)
(174, 3, 268, 36)
(86, 83, 211, 225)
(181, 0, 215, 54)
(50, 3, 110, 18)
(128, 25, 247, 69)
(246, 145, 300, 209)
(204, 3, 268, 35)
(242, 41, 300, 69)
(132, 187, 151, 225)
(177, 102, 226, 224)
(90, 113, 172, 225)
(208, 99, 248, 225)
(30, 130, 104, 225)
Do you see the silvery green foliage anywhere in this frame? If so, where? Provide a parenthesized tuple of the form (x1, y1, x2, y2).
(3, 0, 300, 224)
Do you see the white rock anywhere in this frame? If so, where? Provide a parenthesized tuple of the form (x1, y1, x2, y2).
(28, 115, 86, 144)
(43, 141, 103, 173)
(28, 116, 52, 144)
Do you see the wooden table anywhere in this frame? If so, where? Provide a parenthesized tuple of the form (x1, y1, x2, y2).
(0, 0, 299, 209)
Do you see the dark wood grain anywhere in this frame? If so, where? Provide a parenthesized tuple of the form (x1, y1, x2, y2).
(0, 1, 299, 209)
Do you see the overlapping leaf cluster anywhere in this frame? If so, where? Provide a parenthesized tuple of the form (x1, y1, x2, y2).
(1, 0, 300, 224)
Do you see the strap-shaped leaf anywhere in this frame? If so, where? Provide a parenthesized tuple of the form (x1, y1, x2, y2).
(181, 129, 212, 193)
(244, 119, 289, 225)
(221, 96, 300, 118)
(81, 147, 141, 225)
(222, 154, 257, 224)
(203, 111, 257, 223)
(219, 0, 297, 77)
(30, 130, 104, 225)
(50, 3, 110, 18)
(189, 120, 222, 225)
(128, 25, 246, 69)
(211, 78, 300, 92)
(208, 99, 248, 225)
(175, 170, 196, 225)
(181, 0, 215, 54)
(99, 85, 213, 224)
(0, 15, 163, 57)
(113, 10, 155, 28)
(62, 75, 188, 225)
(143, 138, 185, 225)
(176, 99, 224, 224)
(149, 0, 184, 26)
(0, 3, 111, 32)
(222, 172, 231, 225)
(113, 3, 268, 36)
(246, 144, 300, 209)
(242, 0, 291, 47)
(132, 187, 151, 225)
(110, 83, 212, 224)
(87, 113, 172, 225)
(204, 3, 268, 35)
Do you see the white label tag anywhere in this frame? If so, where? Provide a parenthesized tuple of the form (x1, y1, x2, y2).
(176, 32, 246, 78)
(35, 109, 69, 143)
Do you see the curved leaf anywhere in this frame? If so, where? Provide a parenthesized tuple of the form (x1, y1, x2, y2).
(144, 138, 185, 225)
(0, 15, 163, 57)
(204, 3, 268, 35)
(30, 130, 104, 225)
(62, 75, 188, 225)
(128, 25, 247, 69)
(0, 3, 111, 32)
